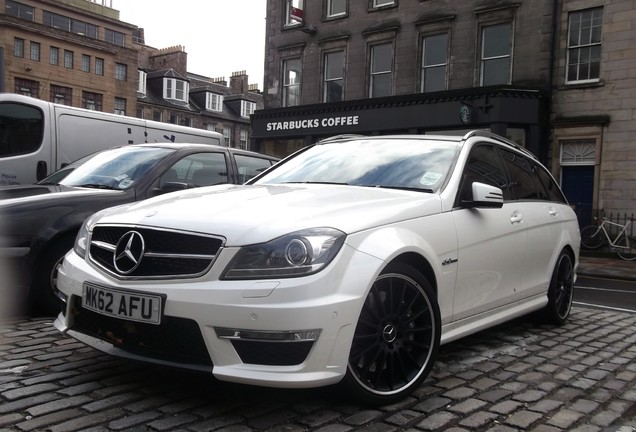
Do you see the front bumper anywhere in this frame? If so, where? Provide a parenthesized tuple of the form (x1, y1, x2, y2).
(55, 243, 383, 388)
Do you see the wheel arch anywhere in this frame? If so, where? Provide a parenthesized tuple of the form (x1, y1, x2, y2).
(385, 252, 438, 297)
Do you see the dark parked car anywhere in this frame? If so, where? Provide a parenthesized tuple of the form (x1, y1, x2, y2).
(0, 143, 279, 314)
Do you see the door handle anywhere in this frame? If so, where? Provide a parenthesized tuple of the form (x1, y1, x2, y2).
(549, 208, 559, 216)
(510, 211, 523, 224)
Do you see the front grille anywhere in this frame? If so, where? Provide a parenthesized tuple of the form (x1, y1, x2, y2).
(71, 296, 213, 367)
(231, 340, 314, 366)
(89, 225, 224, 279)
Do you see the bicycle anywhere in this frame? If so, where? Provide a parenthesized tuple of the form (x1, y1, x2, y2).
(580, 217, 636, 261)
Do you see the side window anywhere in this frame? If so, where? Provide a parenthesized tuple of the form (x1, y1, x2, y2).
(534, 162, 568, 204)
(498, 149, 546, 201)
(159, 152, 228, 188)
(235, 154, 275, 183)
(457, 144, 510, 206)
(0, 102, 44, 157)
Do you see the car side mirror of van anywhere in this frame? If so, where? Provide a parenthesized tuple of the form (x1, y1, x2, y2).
(462, 182, 504, 209)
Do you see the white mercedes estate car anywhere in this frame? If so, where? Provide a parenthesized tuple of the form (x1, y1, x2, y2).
(55, 131, 580, 404)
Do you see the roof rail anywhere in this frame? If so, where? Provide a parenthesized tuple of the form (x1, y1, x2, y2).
(318, 134, 366, 143)
(462, 130, 537, 160)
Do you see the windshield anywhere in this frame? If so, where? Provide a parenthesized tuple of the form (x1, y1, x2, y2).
(254, 138, 460, 193)
(51, 147, 174, 190)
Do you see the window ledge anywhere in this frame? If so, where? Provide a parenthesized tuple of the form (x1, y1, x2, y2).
(559, 79, 604, 90)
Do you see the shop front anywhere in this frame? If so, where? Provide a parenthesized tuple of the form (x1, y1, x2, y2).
(251, 86, 549, 161)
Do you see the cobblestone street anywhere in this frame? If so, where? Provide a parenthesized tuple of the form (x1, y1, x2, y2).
(1, 307, 636, 432)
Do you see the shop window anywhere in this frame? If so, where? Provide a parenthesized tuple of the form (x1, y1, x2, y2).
(480, 23, 512, 86)
(285, 0, 304, 27)
(421, 33, 448, 92)
(369, 42, 393, 97)
(283, 58, 302, 107)
(566, 7, 602, 84)
(324, 50, 344, 102)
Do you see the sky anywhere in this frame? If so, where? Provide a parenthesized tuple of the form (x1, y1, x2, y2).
(114, 1, 267, 90)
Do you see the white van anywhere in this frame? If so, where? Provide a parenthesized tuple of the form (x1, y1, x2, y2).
(0, 93, 223, 185)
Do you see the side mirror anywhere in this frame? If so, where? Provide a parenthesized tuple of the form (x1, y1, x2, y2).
(150, 182, 188, 197)
(462, 182, 504, 209)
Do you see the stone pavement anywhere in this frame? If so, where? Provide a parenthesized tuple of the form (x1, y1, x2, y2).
(1, 305, 635, 432)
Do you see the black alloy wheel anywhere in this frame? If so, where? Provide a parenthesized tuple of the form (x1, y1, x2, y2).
(344, 262, 440, 405)
(543, 250, 574, 325)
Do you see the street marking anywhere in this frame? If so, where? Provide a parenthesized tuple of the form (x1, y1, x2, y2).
(574, 301, 636, 314)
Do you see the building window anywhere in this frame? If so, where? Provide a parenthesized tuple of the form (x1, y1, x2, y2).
(283, 58, 301, 107)
(372, 0, 395, 8)
(566, 7, 603, 84)
(327, 0, 347, 18)
(223, 127, 232, 147)
(105, 29, 125, 47)
(206, 93, 223, 111)
(421, 33, 448, 92)
(64, 50, 73, 69)
(30, 41, 40, 61)
(241, 100, 256, 118)
(153, 111, 162, 122)
(163, 78, 189, 102)
(95, 58, 104, 76)
(14, 38, 24, 58)
(324, 50, 344, 102)
(82, 91, 102, 111)
(240, 130, 249, 150)
(51, 85, 72, 105)
(115, 63, 127, 81)
(6, 1, 34, 20)
(370, 42, 393, 97)
(50, 47, 59, 65)
(43, 12, 97, 38)
(81, 54, 90, 72)
(138, 70, 147, 94)
(114, 98, 126, 115)
(480, 23, 512, 86)
(285, 0, 304, 26)
(15, 78, 38, 98)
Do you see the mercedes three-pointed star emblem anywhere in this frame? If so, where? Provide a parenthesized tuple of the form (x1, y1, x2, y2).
(113, 231, 145, 274)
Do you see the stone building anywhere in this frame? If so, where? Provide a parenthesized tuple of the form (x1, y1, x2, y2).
(253, 0, 635, 223)
(0, 0, 262, 150)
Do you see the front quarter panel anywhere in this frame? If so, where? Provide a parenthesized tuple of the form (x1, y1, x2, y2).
(345, 212, 458, 323)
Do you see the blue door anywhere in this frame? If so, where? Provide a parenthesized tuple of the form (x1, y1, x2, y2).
(561, 166, 594, 227)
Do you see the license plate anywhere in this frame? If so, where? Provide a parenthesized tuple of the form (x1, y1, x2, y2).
(82, 283, 164, 325)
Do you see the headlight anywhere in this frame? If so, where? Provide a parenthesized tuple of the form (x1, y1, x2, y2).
(73, 212, 101, 259)
(222, 228, 346, 279)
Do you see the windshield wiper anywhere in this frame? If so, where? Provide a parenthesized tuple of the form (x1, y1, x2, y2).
(76, 184, 120, 190)
(362, 184, 434, 193)
(282, 181, 350, 186)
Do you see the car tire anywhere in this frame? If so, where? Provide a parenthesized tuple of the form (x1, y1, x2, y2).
(542, 250, 574, 325)
(343, 262, 440, 405)
(32, 236, 74, 315)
